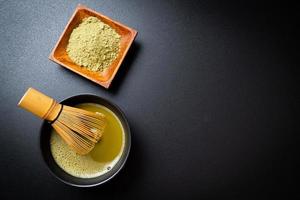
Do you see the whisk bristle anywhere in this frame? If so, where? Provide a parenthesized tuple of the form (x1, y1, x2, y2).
(18, 88, 107, 155)
(52, 105, 106, 155)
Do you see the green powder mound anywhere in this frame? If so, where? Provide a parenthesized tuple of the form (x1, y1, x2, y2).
(66, 16, 121, 72)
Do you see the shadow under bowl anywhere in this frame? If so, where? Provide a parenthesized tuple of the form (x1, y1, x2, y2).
(40, 94, 131, 187)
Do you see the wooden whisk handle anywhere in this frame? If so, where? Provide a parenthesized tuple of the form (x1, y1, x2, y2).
(18, 87, 62, 122)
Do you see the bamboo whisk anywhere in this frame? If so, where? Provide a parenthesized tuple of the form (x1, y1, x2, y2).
(18, 88, 106, 155)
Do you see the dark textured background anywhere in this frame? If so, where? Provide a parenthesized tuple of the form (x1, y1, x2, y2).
(0, 0, 298, 199)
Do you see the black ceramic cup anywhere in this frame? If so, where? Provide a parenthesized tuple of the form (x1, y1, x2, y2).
(40, 94, 131, 187)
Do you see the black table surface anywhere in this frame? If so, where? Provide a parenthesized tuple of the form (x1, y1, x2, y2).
(0, 0, 298, 199)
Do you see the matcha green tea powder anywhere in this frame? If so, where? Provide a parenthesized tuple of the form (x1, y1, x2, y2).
(67, 17, 121, 72)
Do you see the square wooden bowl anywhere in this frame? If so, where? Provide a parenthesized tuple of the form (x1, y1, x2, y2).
(49, 4, 137, 88)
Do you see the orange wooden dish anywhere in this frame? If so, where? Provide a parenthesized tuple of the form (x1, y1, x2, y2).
(49, 4, 137, 88)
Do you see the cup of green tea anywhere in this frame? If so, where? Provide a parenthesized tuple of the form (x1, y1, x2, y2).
(40, 94, 131, 187)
